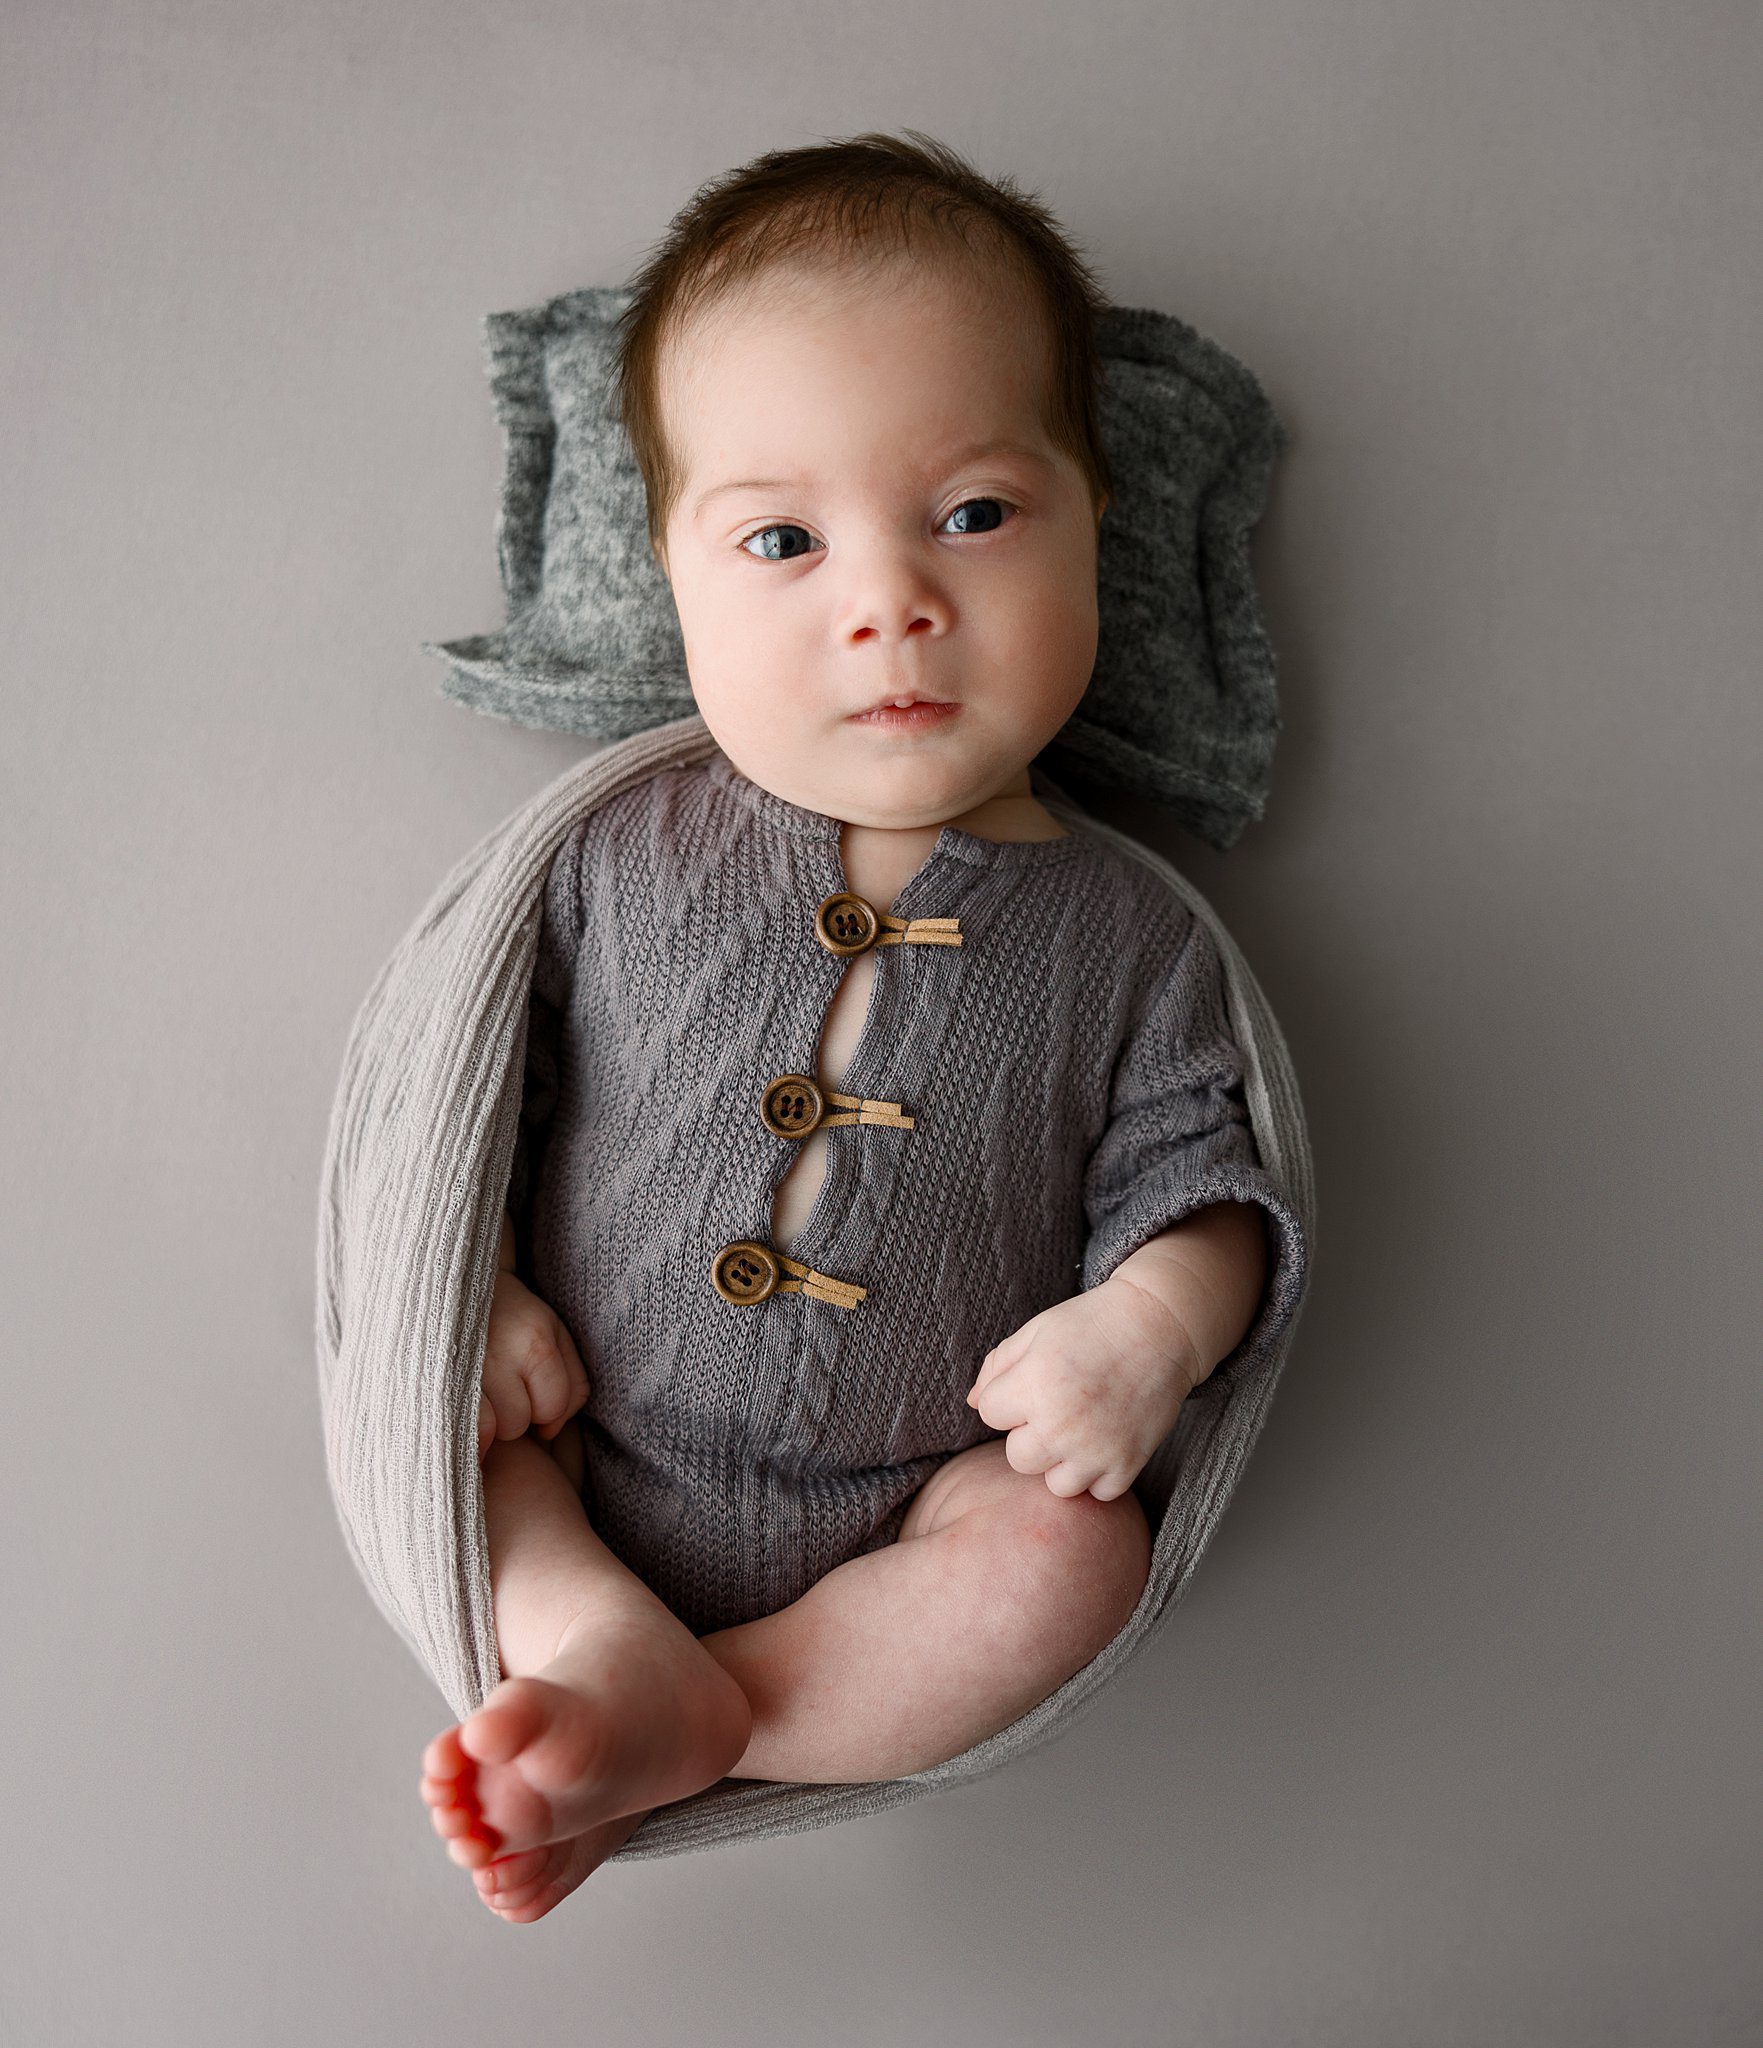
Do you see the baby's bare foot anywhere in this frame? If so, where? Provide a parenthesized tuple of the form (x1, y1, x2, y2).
(419, 1606, 749, 1868)
(466, 1807, 653, 1922)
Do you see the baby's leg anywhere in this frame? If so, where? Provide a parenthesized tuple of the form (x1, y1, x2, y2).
(699, 1438, 1151, 1783)
(418, 1426, 751, 1916)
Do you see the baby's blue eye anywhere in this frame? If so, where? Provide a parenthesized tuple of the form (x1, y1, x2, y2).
(740, 524, 818, 561)
(738, 498, 1013, 560)
(940, 497, 1010, 535)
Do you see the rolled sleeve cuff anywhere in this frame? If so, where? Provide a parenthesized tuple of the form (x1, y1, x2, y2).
(1081, 1151, 1310, 1384)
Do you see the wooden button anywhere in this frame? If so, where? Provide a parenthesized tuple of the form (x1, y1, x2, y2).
(760, 1073, 824, 1139)
(814, 891, 880, 955)
(711, 1240, 780, 1304)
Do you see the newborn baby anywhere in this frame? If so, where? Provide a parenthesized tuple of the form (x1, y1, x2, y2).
(420, 140, 1303, 1923)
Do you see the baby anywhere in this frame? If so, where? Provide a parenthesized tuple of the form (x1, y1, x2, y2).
(419, 135, 1294, 1922)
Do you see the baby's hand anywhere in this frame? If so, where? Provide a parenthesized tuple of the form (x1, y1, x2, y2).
(964, 1277, 1202, 1501)
(478, 1268, 591, 1462)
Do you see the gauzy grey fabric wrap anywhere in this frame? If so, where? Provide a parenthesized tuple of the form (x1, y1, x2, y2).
(421, 285, 1288, 851)
(315, 711, 1315, 1863)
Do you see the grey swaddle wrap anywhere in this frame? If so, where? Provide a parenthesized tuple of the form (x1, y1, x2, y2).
(315, 288, 1315, 1861)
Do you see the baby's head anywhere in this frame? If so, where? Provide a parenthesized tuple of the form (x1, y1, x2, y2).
(612, 132, 1115, 832)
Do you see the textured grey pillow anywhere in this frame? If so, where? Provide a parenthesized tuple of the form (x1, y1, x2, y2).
(422, 284, 1288, 849)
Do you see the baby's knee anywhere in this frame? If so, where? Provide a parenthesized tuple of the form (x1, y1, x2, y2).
(1016, 1485, 1151, 1643)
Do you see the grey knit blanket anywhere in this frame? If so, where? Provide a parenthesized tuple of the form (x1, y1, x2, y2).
(315, 711, 1315, 1862)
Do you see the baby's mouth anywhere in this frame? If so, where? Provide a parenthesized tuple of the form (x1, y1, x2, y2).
(847, 695, 961, 729)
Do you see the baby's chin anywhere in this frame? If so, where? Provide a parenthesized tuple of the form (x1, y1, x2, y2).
(695, 695, 1037, 828)
(817, 732, 1032, 830)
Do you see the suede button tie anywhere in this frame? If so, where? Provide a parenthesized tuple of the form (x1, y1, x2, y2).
(759, 1072, 914, 1138)
(812, 892, 963, 955)
(709, 1238, 867, 1309)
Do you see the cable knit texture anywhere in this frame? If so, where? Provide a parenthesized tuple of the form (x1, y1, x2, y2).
(510, 748, 1307, 1636)
(314, 712, 1316, 1862)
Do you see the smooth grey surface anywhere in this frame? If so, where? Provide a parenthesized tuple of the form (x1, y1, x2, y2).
(3, 1, 1759, 2043)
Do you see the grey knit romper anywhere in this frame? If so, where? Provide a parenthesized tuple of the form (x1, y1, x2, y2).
(506, 748, 1308, 1637)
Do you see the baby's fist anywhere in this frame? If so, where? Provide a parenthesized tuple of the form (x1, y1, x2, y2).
(478, 1268, 590, 1461)
(964, 1280, 1199, 1501)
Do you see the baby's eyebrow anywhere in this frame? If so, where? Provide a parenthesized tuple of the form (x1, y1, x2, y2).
(691, 439, 1054, 519)
(693, 475, 800, 515)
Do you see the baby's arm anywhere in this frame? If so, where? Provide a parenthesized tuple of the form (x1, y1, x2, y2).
(478, 820, 595, 1462)
(965, 1200, 1266, 1500)
(1107, 1199, 1268, 1390)
(969, 905, 1300, 1502)
(476, 1208, 590, 1462)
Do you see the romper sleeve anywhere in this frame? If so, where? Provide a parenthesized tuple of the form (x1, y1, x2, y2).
(505, 817, 589, 1269)
(1080, 907, 1309, 1382)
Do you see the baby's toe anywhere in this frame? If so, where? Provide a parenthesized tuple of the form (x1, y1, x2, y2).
(474, 1848, 548, 1897)
(456, 1678, 550, 1769)
(422, 1727, 470, 1779)
(429, 1800, 480, 1840)
(474, 1850, 552, 1911)
(482, 1874, 548, 1914)
(476, 1838, 581, 1917)
(446, 1826, 501, 1870)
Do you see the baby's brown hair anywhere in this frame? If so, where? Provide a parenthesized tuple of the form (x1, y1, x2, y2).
(612, 129, 1116, 562)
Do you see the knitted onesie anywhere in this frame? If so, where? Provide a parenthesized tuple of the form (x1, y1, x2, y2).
(507, 748, 1309, 1636)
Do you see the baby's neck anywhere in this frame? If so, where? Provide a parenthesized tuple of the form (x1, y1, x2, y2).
(838, 771, 1067, 913)
(940, 769, 1069, 845)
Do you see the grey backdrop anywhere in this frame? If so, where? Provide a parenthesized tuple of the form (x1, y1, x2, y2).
(4, 2, 1759, 2042)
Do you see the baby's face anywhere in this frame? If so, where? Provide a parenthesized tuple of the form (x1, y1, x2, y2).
(655, 252, 1106, 831)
